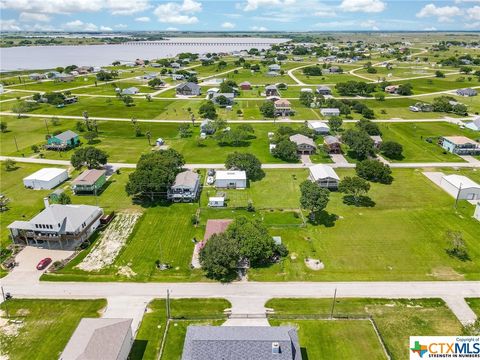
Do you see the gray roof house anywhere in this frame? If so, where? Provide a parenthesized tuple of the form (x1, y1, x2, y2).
(167, 170, 200, 202)
(181, 326, 302, 360)
(456, 88, 477, 97)
(200, 119, 215, 135)
(316, 86, 332, 95)
(121, 87, 139, 95)
(289, 134, 317, 154)
(60, 318, 133, 360)
(465, 117, 480, 131)
(176, 82, 201, 96)
(211, 92, 235, 106)
(7, 203, 103, 249)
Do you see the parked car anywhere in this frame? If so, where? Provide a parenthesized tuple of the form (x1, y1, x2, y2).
(36, 257, 52, 270)
(206, 176, 215, 185)
(207, 169, 216, 176)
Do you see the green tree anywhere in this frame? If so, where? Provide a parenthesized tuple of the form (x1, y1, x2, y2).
(445, 230, 469, 261)
(199, 100, 217, 119)
(338, 176, 371, 205)
(225, 152, 263, 181)
(272, 139, 299, 162)
(122, 95, 134, 107)
(435, 70, 445, 78)
(356, 119, 382, 136)
(300, 180, 330, 219)
(356, 159, 393, 184)
(199, 233, 240, 282)
(71, 147, 108, 170)
(327, 116, 342, 132)
(148, 78, 164, 88)
(125, 149, 185, 201)
(0, 122, 7, 133)
(4, 158, 17, 171)
(260, 101, 275, 118)
(299, 91, 314, 107)
(55, 192, 72, 205)
(380, 141, 403, 159)
(397, 83, 413, 96)
(84, 131, 98, 144)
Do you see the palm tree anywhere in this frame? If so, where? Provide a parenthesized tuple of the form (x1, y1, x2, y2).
(82, 111, 90, 130)
(145, 131, 152, 146)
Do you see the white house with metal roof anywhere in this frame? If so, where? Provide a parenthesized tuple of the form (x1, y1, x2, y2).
(215, 171, 247, 189)
(309, 164, 340, 189)
(307, 121, 330, 134)
(474, 202, 480, 221)
(440, 174, 480, 201)
(23, 168, 68, 190)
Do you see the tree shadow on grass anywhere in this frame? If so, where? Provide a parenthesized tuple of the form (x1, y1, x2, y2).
(301, 348, 309, 360)
(129, 340, 148, 360)
(342, 195, 376, 207)
(308, 210, 337, 227)
(382, 153, 404, 161)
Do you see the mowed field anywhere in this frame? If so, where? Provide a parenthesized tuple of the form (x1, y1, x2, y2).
(0, 299, 106, 360)
(32, 166, 480, 282)
(266, 298, 463, 360)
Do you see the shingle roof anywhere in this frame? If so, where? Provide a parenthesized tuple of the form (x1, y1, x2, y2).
(177, 82, 200, 91)
(172, 170, 199, 188)
(289, 134, 316, 148)
(181, 326, 301, 360)
(60, 318, 132, 360)
(72, 169, 106, 186)
(324, 135, 341, 145)
(203, 219, 233, 241)
(54, 130, 78, 142)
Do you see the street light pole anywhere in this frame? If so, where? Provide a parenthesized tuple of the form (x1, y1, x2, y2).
(1, 286, 10, 318)
(330, 288, 337, 319)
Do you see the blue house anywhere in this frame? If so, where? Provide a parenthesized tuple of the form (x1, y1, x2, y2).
(47, 130, 80, 149)
(440, 136, 480, 155)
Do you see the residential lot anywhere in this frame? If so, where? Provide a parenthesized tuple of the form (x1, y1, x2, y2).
(0, 299, 106, 360)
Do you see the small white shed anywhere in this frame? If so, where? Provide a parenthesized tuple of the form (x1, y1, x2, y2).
(440, 174, 480, 200)
(23, 168, 68, 190)
(215, 171, 247, 189)
(208, 197, 225, 207)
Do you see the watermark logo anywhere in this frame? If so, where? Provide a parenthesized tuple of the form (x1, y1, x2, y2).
(410, 336, 480, 359)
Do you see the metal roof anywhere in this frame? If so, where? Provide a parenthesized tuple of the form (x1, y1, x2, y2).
(309, 164, 340, 181)
(23, 168, 67, 182)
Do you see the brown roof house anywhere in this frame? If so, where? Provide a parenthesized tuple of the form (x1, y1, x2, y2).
(324, 135, 342, 154)
(191, 219, 233, 268)
(71, 169, 106, 194)
(289, 134, 317, 154)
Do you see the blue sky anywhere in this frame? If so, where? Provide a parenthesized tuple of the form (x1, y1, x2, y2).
(0, 0, 479, 32)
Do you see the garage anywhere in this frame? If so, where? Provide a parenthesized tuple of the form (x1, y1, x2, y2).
(215, 171, 247, 189)
(23, 168, 68, 190)
(440, 174, 480, 200)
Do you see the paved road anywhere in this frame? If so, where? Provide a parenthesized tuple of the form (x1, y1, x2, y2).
(2, 156, 479, 170)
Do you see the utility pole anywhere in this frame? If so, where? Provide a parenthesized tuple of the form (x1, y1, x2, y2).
(13, 136, 19, 152)
(44, 118, 50, 134)
(330, 288, 337, 319)
(1, 286, 10, 318)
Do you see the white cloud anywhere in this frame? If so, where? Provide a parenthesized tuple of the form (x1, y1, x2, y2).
(0, 0, 150, 15)
(243, 0, 295, 11)
(153, 0, 202, 24)
(114, 24, 128, 29)
(251, 25, 268, 31)
(221, 22, 236, 29)
(314, 9, 337, 17)
(360, 20, 379, 30)
(166, 27, 179, 31)
(0, 19, 22, 31)
(423, 26, 437, 31)
(454, 0, 480, 3)
(339, 0, 386, 13)
(467, 6, 480, 20)
(100, 25, 112, 31)
(135, 16, 151, 22)
(19, 12, 51, 22)
(416, 4, 463, 22)
(465, 21, 480, 28)
(63, 20, 99, 31)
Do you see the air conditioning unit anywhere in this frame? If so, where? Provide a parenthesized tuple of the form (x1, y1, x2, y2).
(272, 342, 281, 354)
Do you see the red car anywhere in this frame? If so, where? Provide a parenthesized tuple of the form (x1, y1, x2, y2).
(36, 257, 52, 270)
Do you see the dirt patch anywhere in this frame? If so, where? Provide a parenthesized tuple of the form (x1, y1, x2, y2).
(0, 317, 23, 337)
(16, 309, 29, 316)
(429, 266, 464, 280)
(304, 258, 324, 271)
(76, 212, 141, 272)
(116, 265, 137, 278)
(290, 252, 298, 260)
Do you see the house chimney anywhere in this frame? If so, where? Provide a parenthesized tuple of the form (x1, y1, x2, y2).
(43, 197, 50, 208)
(272, 342, 280, 354)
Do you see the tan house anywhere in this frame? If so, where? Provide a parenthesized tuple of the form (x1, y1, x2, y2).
(289, 134, 317, 154)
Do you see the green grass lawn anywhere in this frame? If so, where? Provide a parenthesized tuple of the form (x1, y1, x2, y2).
(465, 298, 480, 317)
(130, 298, 230, 360)
(248, 168, 480, 281)
(267, 298, 463, 360)
(269, 319, 387, 360)
(0, 299, 106, 360)
(376, 122, 477, 162)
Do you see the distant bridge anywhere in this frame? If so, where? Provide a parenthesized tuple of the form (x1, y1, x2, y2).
(122, 41, 275, 46)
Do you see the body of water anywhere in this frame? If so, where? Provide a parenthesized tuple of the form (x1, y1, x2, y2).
(0, 37, 288, 71)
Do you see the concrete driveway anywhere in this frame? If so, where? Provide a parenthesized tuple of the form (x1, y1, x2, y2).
(2, 246, 74, 284)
